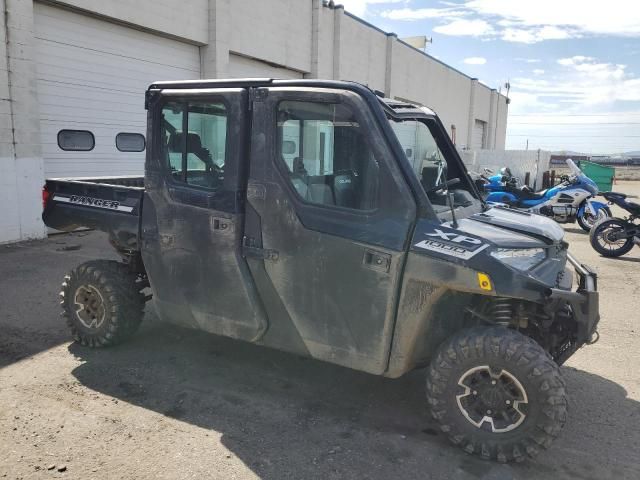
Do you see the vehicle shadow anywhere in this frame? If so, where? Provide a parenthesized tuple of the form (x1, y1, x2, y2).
(69, 322, 640, 480)
(0, 233, 113, 369)
(606, 255, 640, 263)
(563, 227, 588, 235)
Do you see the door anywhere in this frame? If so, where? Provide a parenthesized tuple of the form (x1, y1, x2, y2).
(244, 87, 416, 374)
(472, 119, 487, 150)
(34, 3, 200, 178)
(141, 88, 267, 341)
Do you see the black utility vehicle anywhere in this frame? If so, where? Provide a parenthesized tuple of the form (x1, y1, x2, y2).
(43, 79, 599, 462)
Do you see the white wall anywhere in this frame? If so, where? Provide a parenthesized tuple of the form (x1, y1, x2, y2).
(46, 0, 209, 44)
(339, 15, 387, 92)
(0, 0, 47, 244)
(390, 42, 473, 148)
(228, 0, 312, 74)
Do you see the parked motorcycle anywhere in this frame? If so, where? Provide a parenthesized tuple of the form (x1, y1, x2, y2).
(589, 192, 640, 257)
(482, 159, 610, 231)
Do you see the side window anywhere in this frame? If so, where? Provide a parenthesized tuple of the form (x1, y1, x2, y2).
(161, 101, 227, 190)
(58, 129, 95, 151)
(277, 101, 379, 210)
(116, 132, 145, 152)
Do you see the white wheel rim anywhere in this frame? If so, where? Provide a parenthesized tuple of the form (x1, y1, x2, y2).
(456, 365, 528, 433)
(74, 285, 106, 329)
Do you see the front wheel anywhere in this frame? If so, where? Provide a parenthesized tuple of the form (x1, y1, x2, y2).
(589, 218, 635, 257)
(426, 327, 567, 463)
(577, 205, 611, 232)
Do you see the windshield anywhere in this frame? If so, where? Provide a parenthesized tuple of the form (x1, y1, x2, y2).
(566, 158, 583, 177)
(388, 117, 480, 216)
(388, 119, 447, 191)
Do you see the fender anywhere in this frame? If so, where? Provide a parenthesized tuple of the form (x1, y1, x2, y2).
(486, 191, 519, 204)
(578, 199, 608, 217)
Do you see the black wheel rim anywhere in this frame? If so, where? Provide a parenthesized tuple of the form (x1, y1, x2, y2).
(456, 366, 528, 433)
(596, 224, 629, 252)
(74, 285, 106, 329)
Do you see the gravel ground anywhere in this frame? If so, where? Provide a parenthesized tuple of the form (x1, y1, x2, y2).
(1, 182, 639, 480)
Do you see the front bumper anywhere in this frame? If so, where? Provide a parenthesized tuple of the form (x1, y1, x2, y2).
(547, 252, 600, 363)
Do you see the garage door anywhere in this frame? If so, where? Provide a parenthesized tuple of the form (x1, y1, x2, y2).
(34, 3, 201, 178)
(229, 54, 303, 79)
(472, 119, 487, 150)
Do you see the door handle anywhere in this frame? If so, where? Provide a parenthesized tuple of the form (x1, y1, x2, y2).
(363, 249, 391, 272)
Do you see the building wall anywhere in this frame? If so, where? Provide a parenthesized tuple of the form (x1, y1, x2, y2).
(338, 15, 387, 92)
(228, 0, 311, 74)
(45, 0, 209, 44)
(390, 41, 475, 148)
(0, 0, 47, 243)
(0, 0, 508, 244)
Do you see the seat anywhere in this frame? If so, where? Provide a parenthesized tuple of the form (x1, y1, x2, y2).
(333, 171, 356, 208)
(290, 177, 309, 199)
(603, 192, 627, 201)
(308, 184, 334, 205)
(516, 188, 548, 201)
(168, 131, 202, 155)
(421, 165, 441, 191)
(626, 201, 640, 214)
(167, 131, 215, 171)
(292, 157, 308, 176)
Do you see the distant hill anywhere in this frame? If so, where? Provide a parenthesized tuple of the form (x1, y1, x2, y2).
(552, 150, 640, 157)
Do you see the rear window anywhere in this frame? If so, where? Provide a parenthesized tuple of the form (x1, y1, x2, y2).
(57, 130, 95, 151)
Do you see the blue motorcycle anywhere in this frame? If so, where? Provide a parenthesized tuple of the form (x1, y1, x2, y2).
(481, 159, 611, 232)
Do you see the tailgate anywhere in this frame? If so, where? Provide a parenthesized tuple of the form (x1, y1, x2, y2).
(43, 178, 144, 250)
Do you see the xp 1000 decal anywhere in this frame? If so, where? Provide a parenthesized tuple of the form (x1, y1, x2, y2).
(412, 223, 489, 260)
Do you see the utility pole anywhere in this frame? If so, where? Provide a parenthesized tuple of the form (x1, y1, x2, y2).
(526, 139, 529, 151)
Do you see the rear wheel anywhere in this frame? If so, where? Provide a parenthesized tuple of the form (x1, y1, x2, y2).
(426, 327, 567, 463)
(577, 205, 611, 232)
(60, 260, 146, 347)
(589, 218, 635, 257)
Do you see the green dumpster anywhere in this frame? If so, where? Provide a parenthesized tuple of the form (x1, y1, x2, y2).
(577, 161, 615, 192)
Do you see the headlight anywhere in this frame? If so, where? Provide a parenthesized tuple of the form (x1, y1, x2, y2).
(490, 248, 546, 270)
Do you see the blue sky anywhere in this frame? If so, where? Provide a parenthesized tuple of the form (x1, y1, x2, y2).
(340, 0, 640, 154)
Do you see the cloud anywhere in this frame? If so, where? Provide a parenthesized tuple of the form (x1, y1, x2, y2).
(501, 25, 574, 44)
(463, 56, 487, 65)
(464, 0, 640, 37)
(381, 1, 640, 43)
(433, 19, 495, 36)
(515, 58, 541, 63)
(340, 0, 406, 17)
(508, 56, 640, 115)
(533, 69, 545, 75)
(557, 56, 626, 81)
(381, 7, 466, 21)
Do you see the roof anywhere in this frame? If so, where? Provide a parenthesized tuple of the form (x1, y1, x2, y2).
(147, 78, 434, 118)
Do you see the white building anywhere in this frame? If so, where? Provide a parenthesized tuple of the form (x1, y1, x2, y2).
(0, 0, 508, 244)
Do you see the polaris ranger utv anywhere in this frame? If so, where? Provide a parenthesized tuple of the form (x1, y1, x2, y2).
(43, 79, 599, 462)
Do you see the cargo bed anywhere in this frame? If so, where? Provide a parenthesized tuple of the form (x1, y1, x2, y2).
(43, 176, 144, 252)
